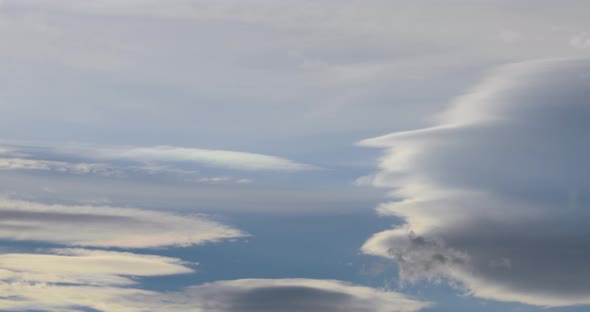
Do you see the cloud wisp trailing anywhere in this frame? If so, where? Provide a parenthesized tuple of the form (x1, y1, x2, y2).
(360, 59, 590, 307)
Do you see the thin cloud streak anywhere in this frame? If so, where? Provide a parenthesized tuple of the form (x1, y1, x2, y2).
(0, 197, 245, 248)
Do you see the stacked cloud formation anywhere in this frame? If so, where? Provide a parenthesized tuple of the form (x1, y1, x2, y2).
(0, 198, 428, 311)
(361, 59, 590, 307)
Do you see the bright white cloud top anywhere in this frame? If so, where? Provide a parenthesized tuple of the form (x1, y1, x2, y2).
(361, 59, 590, 307)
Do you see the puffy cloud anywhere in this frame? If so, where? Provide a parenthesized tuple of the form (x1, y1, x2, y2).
(0, 198, 244, 248)
(0, 277, 430, 312)
(361, 59, 590, 307)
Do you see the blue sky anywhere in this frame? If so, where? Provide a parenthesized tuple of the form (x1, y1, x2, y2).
(0, 1, 589, 311)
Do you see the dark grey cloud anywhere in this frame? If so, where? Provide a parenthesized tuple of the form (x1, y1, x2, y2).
(229, 286, 354, 312)
(361, 59, 590, 307)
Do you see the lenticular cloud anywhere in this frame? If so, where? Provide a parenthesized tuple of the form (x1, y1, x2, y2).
(361, 59, 590, 307)
(0, 198, 244, 248)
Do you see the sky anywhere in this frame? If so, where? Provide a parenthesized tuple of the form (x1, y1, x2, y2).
(0, 1, 589, 311)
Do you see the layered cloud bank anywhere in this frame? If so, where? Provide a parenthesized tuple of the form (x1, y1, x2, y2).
(361, 59, 590, 307)
(0, 197, 429, 311)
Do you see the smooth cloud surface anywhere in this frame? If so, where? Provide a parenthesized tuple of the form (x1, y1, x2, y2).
(0, 198, 244, 248)
(158, 278, 431, 312)
(361, 59, 590, 307)
(70, 145, 318, 172)
(0, 277, 429, 312)
(0, 143, 316, 173)
(0, 248, 193, 287)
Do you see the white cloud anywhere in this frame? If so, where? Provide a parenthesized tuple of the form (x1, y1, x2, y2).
(0, 284, 150, 312)
(361, 59, 590, 307)
(0, 248, 196, 311)
(1, 143, 316, 173)
(0, 248, 193, 287)
(0, 197, 244, 248)
(0, 277, 430, 312)
(81, 145, 318, 171)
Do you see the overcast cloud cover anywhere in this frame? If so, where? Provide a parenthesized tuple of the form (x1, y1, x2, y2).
(0, 1, 589, 311)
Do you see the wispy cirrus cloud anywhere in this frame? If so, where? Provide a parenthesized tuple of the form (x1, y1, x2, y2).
(361, 59, 590, 307)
